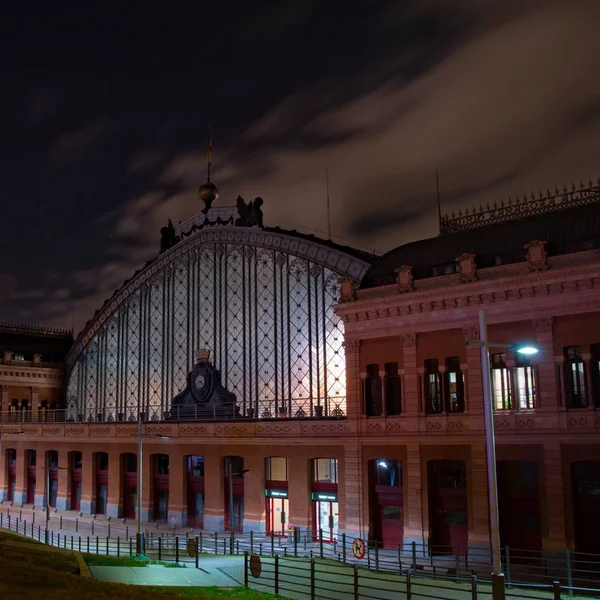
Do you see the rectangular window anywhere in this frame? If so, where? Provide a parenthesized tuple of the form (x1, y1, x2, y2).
(564, 346, 587, 408)
(514, 359, 536, 409)
(365, 364, 382, 417)
(313, 458, 338, 484)
(492, 353, 512, 410)
(591, 344, 600, 409)
(384, 362, 402, 416)
(445, 356, 465, 413)
(424, 359, 442, 414)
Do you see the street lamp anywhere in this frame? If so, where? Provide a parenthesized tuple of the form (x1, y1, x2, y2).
(227, 457, 249, 554)
(134, 414, 170, 555)
(472, 309, 538, 587)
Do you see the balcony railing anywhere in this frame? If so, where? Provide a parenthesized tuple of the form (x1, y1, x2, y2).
(0, 397, 346, 425)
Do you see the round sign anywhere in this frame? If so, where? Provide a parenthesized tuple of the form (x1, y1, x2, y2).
(249, 554, 262, 578)
(187, 539, 198, 558)
(352, 538, 366, 560)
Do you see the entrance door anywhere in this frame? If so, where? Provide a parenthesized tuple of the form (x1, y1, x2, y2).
(429, 460, 468, 555)
(498, 461, 542, 560)
(313, 501, 339, 542)
(26, 451, 36, 505)
(267, 497, 289, 536)
(379, 503, 404, 548)
(8, 451, 16, 502)
(96, 453, 108, 515)
(123, 476, 137, 519)
(71, 453, 82, 511)
(572, 461, 600, 555)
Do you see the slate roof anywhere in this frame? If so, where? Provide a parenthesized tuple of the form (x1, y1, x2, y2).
(361, 197, 600, 289)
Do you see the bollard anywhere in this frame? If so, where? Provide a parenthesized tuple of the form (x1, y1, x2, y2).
(76, 518, 78, 533)
(199, 531, 203, 554)
(129, 539, 133, 555)
(58, 533, 61, 547)
(195, 537, 199, 569)
(51, 530, 54, 545)
(20, 509, 22, 520)
(319, 529, 324, 559)
(60, 516, 63, 529)
(353, 564, 359, 600)
(106, 537, 109, 555)
(117, 537, 120, 557)
(310, 558, 316, 600)
(158, 537, 162, 560)
(274, 555, 279, 596)
(455, 545, 460, 579)
(175, 536, 179, 563)
(214, 531, 218, 555)
(96, 536, 99, 554)
(71, 536, 74, 551)
(78, 537, 81, 552)
(244, 552, 249, 588)
(407, 569, 412, 600)
(553, 580, 561, 600)
(91, 521, 94, 536)
(237, 540, 239, 554)
(471, 574, 478, 600)
(250, 530, 254, 554)
(375, 540, 379, 572)
(342, 533, 347, 563)
(271, 533, 275, 556)
(87, 536, 90, 553)
(108, 523, 111, 538)
(566, 549, 573, 597)
(260, 542, 263, 555)
(223, 538, 226, 555)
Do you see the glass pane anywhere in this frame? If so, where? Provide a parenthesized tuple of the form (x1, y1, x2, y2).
(193, 492, 204, 519)
(381, 506, 402, 520)
(98, 484, 108, 513)
(266, 457, 287, 481)
(314, 458, 338, 483)
(50, 480, 58, 506)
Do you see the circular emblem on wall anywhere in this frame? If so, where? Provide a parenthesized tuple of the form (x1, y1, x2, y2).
(352, 538, 366, 560)
(194, 374, 206, 390)
(250, 554, 262, 578)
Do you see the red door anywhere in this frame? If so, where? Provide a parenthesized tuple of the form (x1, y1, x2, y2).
(371, 460, 403, 549)
(96, 453, 108, 515)
(7, 450, 16, 502)
(224, 479, 244, 532)
(26, 451, 36, 505)
(122, 454, 137, 519)
(429, 460, 468, 555)
(187, 456, 205, 527)
(71, 453, 82, 511)
(498, 461, 542, 561)
(49, 466, 58, 507)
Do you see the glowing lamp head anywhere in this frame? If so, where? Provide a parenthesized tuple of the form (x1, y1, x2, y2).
(378, 461, 388, 469)
(516, 346, 539, 355)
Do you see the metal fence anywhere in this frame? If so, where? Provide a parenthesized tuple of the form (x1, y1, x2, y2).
(2, 509, 600, 597)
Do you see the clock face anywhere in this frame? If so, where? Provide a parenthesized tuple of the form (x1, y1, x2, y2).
(194, 374, 206, 390)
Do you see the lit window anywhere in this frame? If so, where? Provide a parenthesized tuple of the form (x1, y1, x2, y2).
(424, 359, 442, 414)
(445, 357, 464, 413)
(514, 360, 536, 409)
(492, 353, 512, 410)
(564, 346, 587, 409)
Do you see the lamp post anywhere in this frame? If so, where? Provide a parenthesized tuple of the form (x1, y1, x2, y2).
(227, 457, 249, 554)
(135, 414, 170, 555)
(475, 309, 539, 586)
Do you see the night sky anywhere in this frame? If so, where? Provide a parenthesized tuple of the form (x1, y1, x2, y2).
(1, 1, 599, 333)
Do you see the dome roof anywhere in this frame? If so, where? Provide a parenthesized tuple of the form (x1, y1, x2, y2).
(361, 198, 600, 289)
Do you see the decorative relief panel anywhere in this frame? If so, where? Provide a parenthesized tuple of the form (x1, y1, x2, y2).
(116, 425, 138, 437)
(256, 424, 294, 435)
(90, 426, 111, 437)
(42, 427, 61, 436)
(301, 422, 348, 435)
(65, 427, 85, 437)
(426, 419, 444, 431)
(179, 425, 209, 436)
(567, 415, 592, 429)
(215, 424, 250, 436)
(516, 416, 535, 430)
(366, 421, 384, 433)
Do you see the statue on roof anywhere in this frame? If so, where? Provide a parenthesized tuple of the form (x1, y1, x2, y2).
(235, 196, 264, 228)
(160, 219, 176, 253)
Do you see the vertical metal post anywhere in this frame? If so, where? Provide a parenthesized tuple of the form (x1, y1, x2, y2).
(195, 537, 199, 569)
(158, 536, 162, 560)
(175, 536, 179, 563)
(199, 531, 203, 554)
(375, 540, 379, 571)
(319, 529, 323, 558)
(214, 531, 218, 554)
(228, 458, 234, 555)
(471, 574, 478, 600)
(479, 309, 502, 577)
(406, 569, 412, 600)
(274, 554, 279, 595)
(117, 537, 120, 557)
(136, 415, 144, 555)
(565, 549, 573, 597)
(310, 558, 316, 600)
(353, 564, 359, 600)
(271, 532, 275, 556)
(244, 552, 249, 588)
(342, 533, 346, 563)
(552, 581, 561, 600)
(250, 530, 253, 554)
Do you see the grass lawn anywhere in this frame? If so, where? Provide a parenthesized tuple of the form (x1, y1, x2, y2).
(0, 531, 278, 600)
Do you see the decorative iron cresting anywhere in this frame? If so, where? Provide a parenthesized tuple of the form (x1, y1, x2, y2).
(440, 179, 600, 234)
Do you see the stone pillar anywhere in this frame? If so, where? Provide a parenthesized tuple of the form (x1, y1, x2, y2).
(167, 450, 185, 527)
(533, 318, 558, 411)
(469, 442, 491, 557)
(106, 450, 121, 518)
(56, 454, 70, 510)
(344, 340, 361, 419)
(463, 327, 484, 416)
(404, 443, 424, 547)
(288, 454, 311, 537)
(1, 385, 10, 414)
(243, 453, 265, 533)
(80, 451, 94, 513)
(402, 334, 419, 416)
(203, 452, 224, 531)
(342, 441, 364, 538)
(542, 441, 567, 550)
(31, 387, 40, 417)
(14, 447, 26, 505)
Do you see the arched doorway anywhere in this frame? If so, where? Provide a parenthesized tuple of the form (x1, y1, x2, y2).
(6, 449, 16, 502)
(48, 451, 59, 507)
(153, 454, 169, 523)
(70, 452, 82, 511)
(26, 450, 36, 505)
(95, 453, 108, 515)
(122, 453, 137, 519)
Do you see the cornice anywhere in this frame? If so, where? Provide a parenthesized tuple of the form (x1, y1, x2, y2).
(336, 263, 600, 320)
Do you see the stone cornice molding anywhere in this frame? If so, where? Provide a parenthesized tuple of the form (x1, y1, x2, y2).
(67, 227, 372, 370)
(336, 264, 600, 322)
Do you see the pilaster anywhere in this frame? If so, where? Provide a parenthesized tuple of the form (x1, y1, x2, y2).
(56, 455, 69, 510)
(404, 443, 424, 546)
(80, 451, 94, 513)
(463, 326, 484, 416)
(288, 454, 311, 535)
(342, 440, 363, 537)
(242, 453, 265, 533)
(34, 451, 46, 507)
(14, 447, 26, 505)
(203, 452, 224, 531)
(402, 334, 419, 416)
(167, 450, 185, 527)
(30, 387, 39, 414)
(542, 441, 567, 550)
(344, 340, 362, 419)
(106, 450, 121, 518)
(533, 318, 558, 411)
(1, 385, 9, 414)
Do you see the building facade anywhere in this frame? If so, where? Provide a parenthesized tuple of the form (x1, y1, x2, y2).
(1, 182, 599, 556)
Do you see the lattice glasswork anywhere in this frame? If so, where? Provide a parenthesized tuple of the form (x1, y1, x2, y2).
(66, 241, 353, 421)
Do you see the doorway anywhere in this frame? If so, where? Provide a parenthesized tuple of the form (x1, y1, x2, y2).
(122, 453, 137, 519)
(267, 497, 289, 536)
(313, 499, 339, 542)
